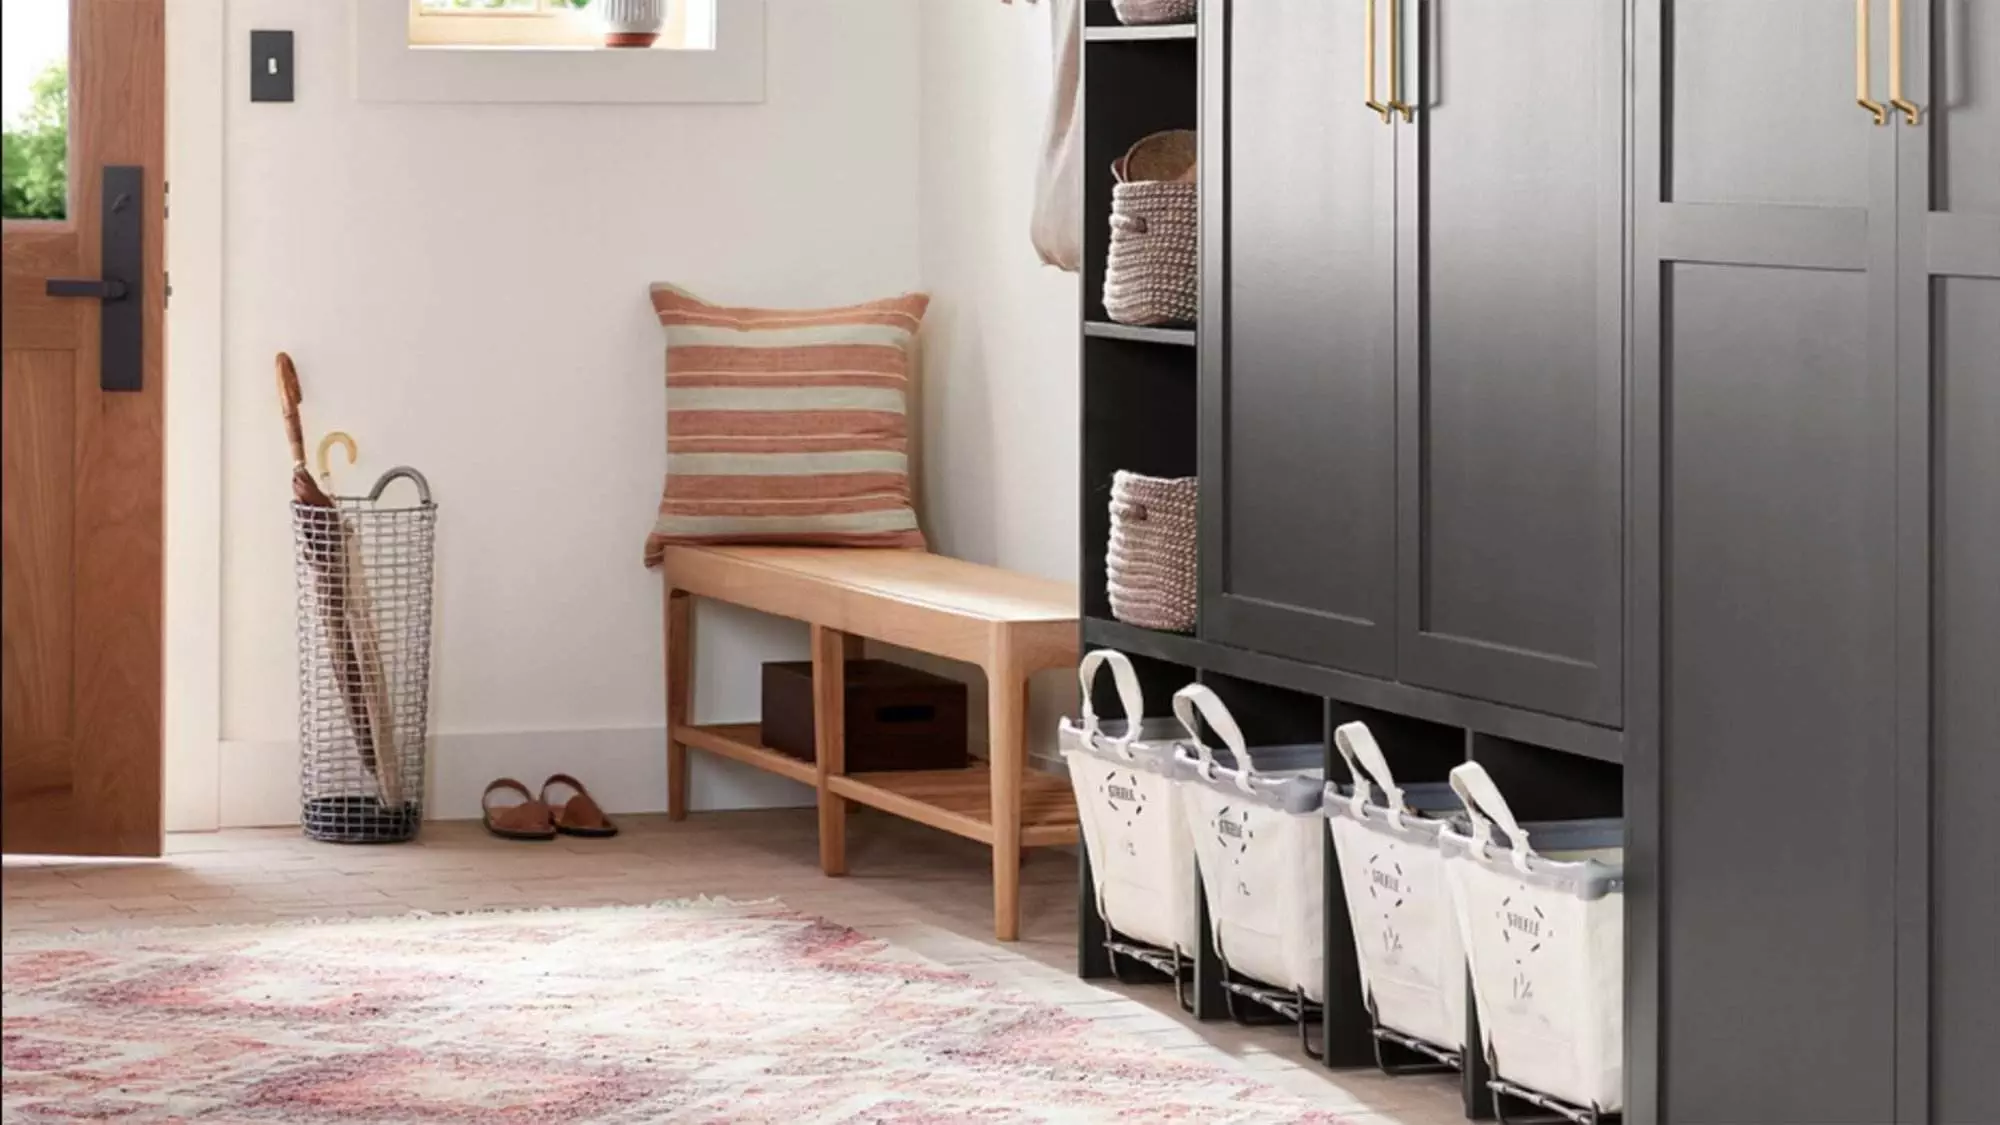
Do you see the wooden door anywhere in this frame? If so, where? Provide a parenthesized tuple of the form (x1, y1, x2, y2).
(1, 0, 165, 856)
(1633, 1, 1902, 1121)
(1200, 0, 1398, 674)
(1901, 3, 2000, 1120)
(1390, 0, 1625, 726)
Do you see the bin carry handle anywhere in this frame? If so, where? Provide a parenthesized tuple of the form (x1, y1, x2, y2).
(1171, 684, 1259, 794)
(367, 466, 433, 506)
(1449, 762, 1535, 874)
(1334, 721, 1409, 830)
(1077, 649, 1147, 759)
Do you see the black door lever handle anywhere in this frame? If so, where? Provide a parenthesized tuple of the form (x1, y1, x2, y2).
(46, 277, 130, 301)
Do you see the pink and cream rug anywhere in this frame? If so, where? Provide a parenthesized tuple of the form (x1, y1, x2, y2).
(3, 899, 1350, 1123)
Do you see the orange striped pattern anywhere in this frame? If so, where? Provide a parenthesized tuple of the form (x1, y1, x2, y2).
(643, 285, 930, 565)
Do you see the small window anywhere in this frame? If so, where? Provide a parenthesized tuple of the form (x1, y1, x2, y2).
(409, 0, 716, 51)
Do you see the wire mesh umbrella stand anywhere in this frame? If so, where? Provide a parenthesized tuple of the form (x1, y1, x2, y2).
(293, 466, 436, 844)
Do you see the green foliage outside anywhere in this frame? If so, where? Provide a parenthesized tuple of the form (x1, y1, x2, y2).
(3, 62, 68, 220)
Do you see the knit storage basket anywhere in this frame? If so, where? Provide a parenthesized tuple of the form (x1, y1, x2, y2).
(1111, 0, 1197, 25)
(1104, 130, 1198, 327)
(1324, 722, 1469, 1058)
(1107, 470, 1197, 633)
(1441, 763, 1626, 1116)
(1059, 649, 1201, 956)
(1172, 686, 1329, 1001)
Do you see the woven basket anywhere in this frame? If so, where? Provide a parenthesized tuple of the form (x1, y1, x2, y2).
(1104, 130, 1198, 328)
(1107, 471, 1198, 633)
(1111, 0, 1197, 25)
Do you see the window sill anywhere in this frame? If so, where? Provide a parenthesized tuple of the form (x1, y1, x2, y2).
(356, 0, 763, 104)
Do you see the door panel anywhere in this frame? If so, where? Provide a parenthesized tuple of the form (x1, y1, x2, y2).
(1907, 5, 2000, 1117)
(1661, 263, 1897, 1125)
(1202, 0, 1397, 673)
(1635, 2, 1903, 1120)
(1933, 0, 1998, 215)
(1669, 0, 1874, 207)
(1931, 278, 2000, 1125)
(1395, 0, 1623, 724)
(0, 0, 164, 857)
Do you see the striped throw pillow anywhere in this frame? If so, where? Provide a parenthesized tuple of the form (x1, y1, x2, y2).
(642, 284, 930, 565)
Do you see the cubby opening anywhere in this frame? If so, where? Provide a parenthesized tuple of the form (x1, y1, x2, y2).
(1080, 25, 1196, 327)
(1467, 732, 1624, 821)
(1081, 336, 1198, 622)
(1324, 702, 1465, 788)
(1193, 671, 1324, 769)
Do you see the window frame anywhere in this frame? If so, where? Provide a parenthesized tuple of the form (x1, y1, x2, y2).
(407, 0, 703, 52)
(356, 0, 759, 104)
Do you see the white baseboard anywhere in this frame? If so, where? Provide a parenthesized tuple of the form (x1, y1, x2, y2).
(215, 727, 815, 829)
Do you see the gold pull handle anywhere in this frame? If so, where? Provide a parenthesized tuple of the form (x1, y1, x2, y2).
(1387, 0, 1415, 121)
(1857, 0, 1889, 124)
(1889, 0, 1921, 123)
(1365, 0, 1392, 123)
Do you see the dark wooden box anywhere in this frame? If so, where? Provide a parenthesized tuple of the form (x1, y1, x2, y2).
(761, 660, 969, 772)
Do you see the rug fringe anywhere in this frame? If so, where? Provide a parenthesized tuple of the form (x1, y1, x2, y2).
(2, 896, 787, 949)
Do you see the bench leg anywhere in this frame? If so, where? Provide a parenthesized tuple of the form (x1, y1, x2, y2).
(813, 625, 849, 877)
(988, 665, 1028, 942)
(665, 589, 692, 822)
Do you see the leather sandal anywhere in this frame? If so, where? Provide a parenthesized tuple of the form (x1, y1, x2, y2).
(481, 778, 557, 841)
(541, 774, 618, 838)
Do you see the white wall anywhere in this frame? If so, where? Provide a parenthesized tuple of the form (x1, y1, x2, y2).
(911, 0, 1083, 763)
(207, 0, 922, 824)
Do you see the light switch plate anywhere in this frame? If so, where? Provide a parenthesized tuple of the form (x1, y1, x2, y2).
(250, 30, 294, 102)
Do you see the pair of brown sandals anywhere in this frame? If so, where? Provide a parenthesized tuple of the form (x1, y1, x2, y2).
(481, 774, 618, 841)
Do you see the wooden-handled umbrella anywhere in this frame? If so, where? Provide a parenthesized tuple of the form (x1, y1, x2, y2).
(277, 353, 401, 808)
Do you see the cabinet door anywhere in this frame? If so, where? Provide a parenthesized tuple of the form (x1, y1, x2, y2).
(1200, 0, 1396, 674)
(1902, 4, 2000, 1121)
(1634, 1, 1902, 1122)
(1392, 0, 1624, 725)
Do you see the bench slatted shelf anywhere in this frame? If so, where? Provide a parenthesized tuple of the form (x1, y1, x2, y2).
(661, 545, 1080, 941)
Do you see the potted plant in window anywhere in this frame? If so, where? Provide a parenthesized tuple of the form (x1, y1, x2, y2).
(585, 0, 668, 48)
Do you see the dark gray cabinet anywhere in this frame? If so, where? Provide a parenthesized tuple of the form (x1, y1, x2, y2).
(1203, 0, 1624, 726)
(1200, 0, 1397, 676)
(1393, 0, 1625, 725)
(1634, 1, 1999, 1122)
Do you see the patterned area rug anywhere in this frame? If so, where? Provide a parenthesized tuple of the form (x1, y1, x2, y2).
(3, 899, 1350, 1123)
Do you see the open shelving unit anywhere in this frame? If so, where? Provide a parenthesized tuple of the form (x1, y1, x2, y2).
(1073, 2, 1625, 1118)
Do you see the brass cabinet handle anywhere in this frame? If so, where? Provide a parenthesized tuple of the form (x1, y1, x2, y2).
(1889, 0, 1922, 123)
(1386, 0, 1415, 121)
(1365, 0, 1392, 122)
(1857, 0, 1889, 124)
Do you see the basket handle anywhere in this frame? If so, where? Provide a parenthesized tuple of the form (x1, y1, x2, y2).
(1334, 721, 1408, 829)
(1109, 213, 1150, 236)
(1077, 649, 1146, 759)
(367, 466, 433, 505)
(1450, 762, 1535, 873)
(1172, 684, 1257, 794)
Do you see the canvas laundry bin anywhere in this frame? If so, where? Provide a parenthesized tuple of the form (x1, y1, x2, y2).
(1323, 722, 1468, 1060)
(1441, 762, 1625, 1117)
(1059, 650, 1200, 957)
(1172, 685, 1328, 1001)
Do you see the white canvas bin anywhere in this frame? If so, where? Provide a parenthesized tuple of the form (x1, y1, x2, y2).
(1441, 762, 1625, 1117)
(1171, 685, 1328, 1001)
(1058, 650, 1200, 958)
(1323, 722, 1468, 1061)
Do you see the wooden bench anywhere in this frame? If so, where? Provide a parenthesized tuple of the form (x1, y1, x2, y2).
(660, 546, 1080, 941)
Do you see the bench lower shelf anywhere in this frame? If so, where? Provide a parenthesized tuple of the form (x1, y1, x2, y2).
(673, 721, 1079, 850)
